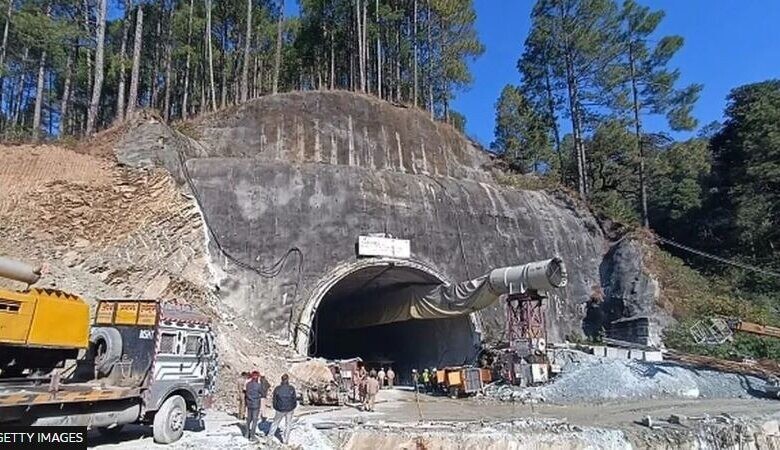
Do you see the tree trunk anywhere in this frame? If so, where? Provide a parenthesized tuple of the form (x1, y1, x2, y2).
(565, 62, 586, 199)
(427, 0, 433, 119)
(363, 0, 368, 93)
(10, 48, 27, 127)
(115, 0, 131, 123)
(0, 0, 14, 114)
(150, 15, 162, 109)
(32, 49, 46, 140)
(59, 47, 73, 135)
(206, 0, 217, 110)
(544, 66, 564, 184)
(356, 0, 364, 92)
(163, 5, 173, 121)
(629, 44, 649, 228)
(241, 0, 251, 102)
(86, 0, 107, 135)
(395, 18, 400, 102)
(82, 0, 92, 95)
(126, 4, 143, 117)
(219, 25, 227, 109)
(375, 0, 381, 99)
(413, 0, 418, 107)
(273, 0, 284, 94)
(329, 30, 335, 90)
(181, 0, 194, 118)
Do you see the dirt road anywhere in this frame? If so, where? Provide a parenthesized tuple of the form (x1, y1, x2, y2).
(88, 388, 780, 449)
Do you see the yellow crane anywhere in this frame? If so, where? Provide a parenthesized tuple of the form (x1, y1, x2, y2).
(0, 256, 90, 377)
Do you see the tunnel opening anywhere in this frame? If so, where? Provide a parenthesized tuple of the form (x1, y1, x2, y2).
(308, 264, 479, 385)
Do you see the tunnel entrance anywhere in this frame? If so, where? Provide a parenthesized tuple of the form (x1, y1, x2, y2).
(308, 264, 479, 385)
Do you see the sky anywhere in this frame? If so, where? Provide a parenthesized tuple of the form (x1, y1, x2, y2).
(450, 1, 780, 146)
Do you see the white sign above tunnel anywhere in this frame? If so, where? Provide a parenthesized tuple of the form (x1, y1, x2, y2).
(357, 235, 411, 259)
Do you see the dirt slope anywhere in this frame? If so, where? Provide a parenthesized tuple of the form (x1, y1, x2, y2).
(0, 142, 293, 410)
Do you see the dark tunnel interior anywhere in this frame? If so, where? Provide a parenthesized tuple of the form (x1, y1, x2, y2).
(309, 265, 479, 384)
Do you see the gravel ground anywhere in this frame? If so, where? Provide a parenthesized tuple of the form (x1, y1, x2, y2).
(487, 349, 766, 404)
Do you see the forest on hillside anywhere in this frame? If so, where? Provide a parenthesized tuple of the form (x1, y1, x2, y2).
(0, 0, 777, 342)
(489, 0, 779, 323)
(0, 0, 481, 138)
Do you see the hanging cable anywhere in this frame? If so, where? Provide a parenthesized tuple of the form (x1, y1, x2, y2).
(175, 146, 304, 279)
(656, 236, 780, 279)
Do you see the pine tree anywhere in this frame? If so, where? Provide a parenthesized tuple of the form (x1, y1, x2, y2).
(523, 0, 622, 199)
(492, 84, 552, 174)
(613, 0, 701, 227)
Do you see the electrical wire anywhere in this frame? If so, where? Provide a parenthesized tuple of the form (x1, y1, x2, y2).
(174, 147, 305, 332)
(656, 236, 780, 279)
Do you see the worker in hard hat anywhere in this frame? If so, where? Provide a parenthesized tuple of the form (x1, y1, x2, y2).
(421, 368, 430, 393)
(411, 369, 419, 392)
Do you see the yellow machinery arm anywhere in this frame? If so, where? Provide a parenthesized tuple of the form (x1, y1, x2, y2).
(733, 320, 780, 339)
(0, 256, 90, 376)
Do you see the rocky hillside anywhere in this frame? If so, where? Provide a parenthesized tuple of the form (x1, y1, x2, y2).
(0, 142, 293, 409)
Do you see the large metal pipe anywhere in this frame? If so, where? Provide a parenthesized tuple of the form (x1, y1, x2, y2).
(0, 256, 41, 285)
(328, 257, 567, 329)
(488, 257, 567, 295)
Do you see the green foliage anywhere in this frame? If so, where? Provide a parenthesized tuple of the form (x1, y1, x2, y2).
(491, 84, 552, 174)
(664, 325, 780, 361)
(701, 80, 780, 293)
(648, 138, 710, 239)
(448, 110, 466, 133)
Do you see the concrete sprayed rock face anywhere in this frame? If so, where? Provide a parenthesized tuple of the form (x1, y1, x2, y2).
(116, 91, 658, 368)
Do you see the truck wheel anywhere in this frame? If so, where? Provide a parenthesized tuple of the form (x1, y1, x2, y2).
(97, 425, 124, 437)
(153, 395, 186, 444)
(90, 327, 122, 377)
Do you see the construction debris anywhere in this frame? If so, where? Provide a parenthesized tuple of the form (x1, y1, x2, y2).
(486, 348, 766, 404)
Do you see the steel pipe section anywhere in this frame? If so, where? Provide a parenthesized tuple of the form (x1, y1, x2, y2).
(0, 256, 41, 285)
(487, 257, 567, 295)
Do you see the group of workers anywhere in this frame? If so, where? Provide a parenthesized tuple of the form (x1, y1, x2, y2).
(353, 365, 396, 411)
(238, 371, 298, 443)
(411, 367, 442, 393)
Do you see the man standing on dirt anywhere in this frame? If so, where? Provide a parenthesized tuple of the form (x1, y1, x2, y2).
(377, 367, 386, 388)
(387, 367, 395, 388)
(364, 373, 380, 411)
(268, 374, 298, 444)
(244, 371, 263, 440)
(237, 371, 249, 420)
(258, 372, 271, 422)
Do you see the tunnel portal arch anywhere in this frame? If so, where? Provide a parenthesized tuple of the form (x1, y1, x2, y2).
(295, 258, 483, 380)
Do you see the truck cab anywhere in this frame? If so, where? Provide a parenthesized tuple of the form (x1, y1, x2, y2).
(1, 299, 218, 444)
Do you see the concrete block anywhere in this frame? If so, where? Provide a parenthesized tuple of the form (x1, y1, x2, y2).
(605, 347, 630, 359)
(628, 350, 644, 360)
(590, 345, 606, 357)
(643, 351, 663, 362)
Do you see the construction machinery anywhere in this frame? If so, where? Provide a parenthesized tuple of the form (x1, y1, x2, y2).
(0, 257, 218, 444)
(0, 256, 90, 377)
(690, 316, 780, 345)
(436, 366, 492, 398)
(689, 315, 780, 399)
